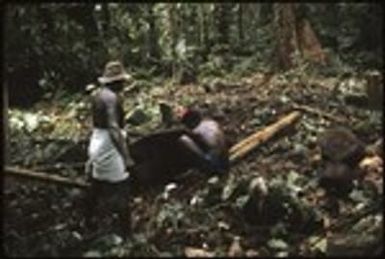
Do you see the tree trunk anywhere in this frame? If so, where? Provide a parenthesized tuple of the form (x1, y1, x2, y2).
(198, 4, 204, 49)
(101, 3, 110, 39)
(201, 4, 209, 60)
(147, 4, 160, 62)
(215, 3, 230, 46)
(191, 5, 200, 50)
(324, 3, 339, 48)
(297, 19, 326, 65)
(169, 4, 177, 78)
(274, 3, 326, 70)
(273, 3, 300, 70)
(248, 4, 261, 49)
(180, 5, 189, 47)
(65, 4, 104, 73)
(238, 4, 244, 46)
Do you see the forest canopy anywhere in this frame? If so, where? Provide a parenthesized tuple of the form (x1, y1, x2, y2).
(4, 3, 383, 107)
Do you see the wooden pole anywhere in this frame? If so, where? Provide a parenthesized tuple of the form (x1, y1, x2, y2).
(5, 166, 90, 189)
(230, 111, 301, 163)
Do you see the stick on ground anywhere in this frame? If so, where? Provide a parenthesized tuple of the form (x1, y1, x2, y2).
(291, 103, 347, 124)
(5, 166, 90, 189)
(229, 111, 301, 163)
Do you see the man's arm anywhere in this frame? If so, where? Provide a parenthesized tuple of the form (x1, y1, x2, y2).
(106, 102, 134, 168)
(182, 128, 211, 153)
(178, 135, 209, 162)
(147, 126, 190, 140)
(179, 134, 228, 173)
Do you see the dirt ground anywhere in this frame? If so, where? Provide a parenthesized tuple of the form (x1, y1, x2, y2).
(4, 71, 383, 256)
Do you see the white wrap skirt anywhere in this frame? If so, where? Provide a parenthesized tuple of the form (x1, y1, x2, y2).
(88, 128, 129, 182)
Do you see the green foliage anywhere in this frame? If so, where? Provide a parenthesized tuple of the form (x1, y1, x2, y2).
(126, 108, 151, 126)
(5, 3, 383, 107)
(8, 110, 55, 138)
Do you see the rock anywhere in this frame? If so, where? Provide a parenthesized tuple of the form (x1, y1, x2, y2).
(318, 128, 365, 166)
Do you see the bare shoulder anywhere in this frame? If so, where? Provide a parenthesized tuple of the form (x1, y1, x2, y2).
(93, 87, 117, 103)
(194, 119, 221, 132)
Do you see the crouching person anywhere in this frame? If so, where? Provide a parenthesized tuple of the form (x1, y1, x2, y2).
(175, 107, 230, 175)
(83, 61, 134, 236)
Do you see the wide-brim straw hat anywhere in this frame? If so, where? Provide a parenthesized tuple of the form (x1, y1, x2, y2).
(98, 61, 132, 85)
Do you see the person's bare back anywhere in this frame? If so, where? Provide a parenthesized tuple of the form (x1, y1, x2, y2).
(91, 87, 124, 129)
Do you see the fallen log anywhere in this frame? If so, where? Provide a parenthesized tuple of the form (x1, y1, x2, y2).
(5, 166, 90, 189)
(229, 111, 299, 154)
(229, 111, 301, 163)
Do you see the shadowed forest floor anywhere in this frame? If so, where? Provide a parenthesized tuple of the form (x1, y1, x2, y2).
(4, 70, 383, 256)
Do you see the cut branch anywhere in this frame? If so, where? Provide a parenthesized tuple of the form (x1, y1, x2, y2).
(229, 111, 301, 163)
(5, 166, 90, 189)
(32, 162, 86, 172)
(291, 103, 348, 124)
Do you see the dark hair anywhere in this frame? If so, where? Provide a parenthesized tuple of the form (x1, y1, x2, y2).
(181, 109, 202, 129)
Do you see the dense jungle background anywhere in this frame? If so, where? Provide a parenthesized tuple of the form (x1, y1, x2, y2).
(3, 3, 384, 257)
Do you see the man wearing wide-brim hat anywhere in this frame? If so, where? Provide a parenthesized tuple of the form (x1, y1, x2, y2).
(83, 60, 134, 235)
(97, 61, 133, 85)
